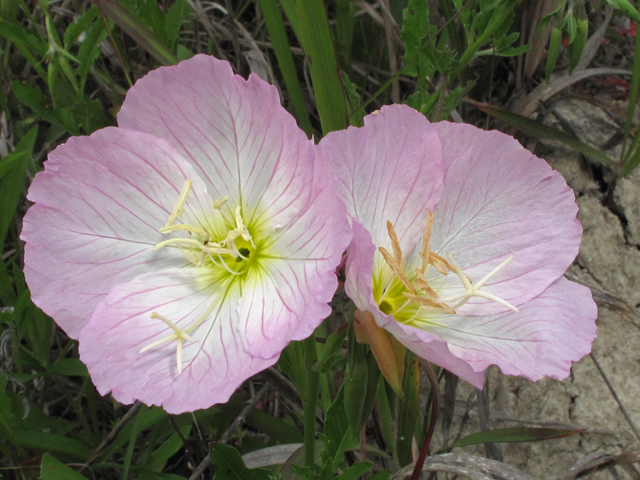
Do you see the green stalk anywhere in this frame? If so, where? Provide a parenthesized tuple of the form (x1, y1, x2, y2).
(259, 0, 313, 137)
(303, 334, 319, 468)
(292, 0, 349, 134)
(449, 0, 516, 82)
(621, 26, 640, 166)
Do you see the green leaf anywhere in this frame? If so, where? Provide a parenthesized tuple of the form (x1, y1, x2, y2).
(314, 329, 347, 374)
(476, 103, 615, 167)
(211, 443, 276, 480)
(569, 17, 588, 72)
(344, 346, 367, 435)
(400, 0, 432, 78)
(493, 44, 531, 57)
(438, 427, 584, 453)
(370, 472, 392, 480)
(604, 0, 640, 22)
(14, 429, 91, 458)
(76, 18, 108, 91)
(95, 0, 178, 65)
(292, 0, 349, 134)
(259, 0, 313, 137)
(622, 17, 640, 173)
(63, 6, 99, 48)
(0, 126, 37, 247)
(137, 473, 189, 480)
(144, 425, 192, 472)
(0, 151, 27, 179)
(396, 353, 420, 467)
(0, 21, 47, 77)
(165, 0, 189, 49)
(40, 454, 89, 480)
(318, 387, 358, 464)
(335, 461, 372, 480)
(546, 25, 563, 82)
(48, 358, 89, 377)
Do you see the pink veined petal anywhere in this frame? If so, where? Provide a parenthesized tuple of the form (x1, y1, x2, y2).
(238, 164, 351, 358)
(79, 268, 279, 414)
(21, 127, 216, 339)
(344, 220, 378, 314)
(347, 221, 485, 387)
(382, 319, 486, 388)
(118, 54, 315, 230)
(411, 277, 597, 382)
(426, 122, 583, 315)
(320, 104, 443, 254)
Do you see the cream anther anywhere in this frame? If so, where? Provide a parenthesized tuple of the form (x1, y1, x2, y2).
(436, 254, 520, 313)
(140, 312, 195, 374)
(213, 196, 229, 210)
(165, 180, 193, 228)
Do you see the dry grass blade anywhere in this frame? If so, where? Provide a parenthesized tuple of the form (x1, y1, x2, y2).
(590, 353, 640, 442)
(188, 385, 270, 480)
(393, 452, 536, 480)
(565, 272, 640, 329)
(561, 448, 640, 480)
(513, 68, 632, 118)
(242, 443, 304, 468)
(82, 401, 143, 469)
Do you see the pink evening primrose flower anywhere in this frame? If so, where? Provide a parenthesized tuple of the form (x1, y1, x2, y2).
(21, 55, 350, 413)
(319, 104, 597, 388)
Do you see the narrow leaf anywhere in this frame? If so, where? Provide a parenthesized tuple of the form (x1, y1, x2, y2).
(259, 0, 313, 137)
(211, 443, 274, 480)
(438, 427, 584, 453)
(475, 102, 615, 167)
(40, 454, 89, 480)
(292, 0, 349, 134)
(91, 0, 178, 66)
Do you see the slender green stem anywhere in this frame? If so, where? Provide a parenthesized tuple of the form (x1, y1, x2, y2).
(449, 1, 515, 82)
(303, 334, 319, 468)
(622, 27, 640, 164)
(317, 323, 332, 414)
(376, 375, 399, 470)
(293, 0, 349, 134)
(259, 0, 313, 137)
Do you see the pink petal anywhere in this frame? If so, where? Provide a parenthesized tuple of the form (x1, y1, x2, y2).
(118, 55, 315, 230)
(411, 277, 597, 382)
(21, 127, 215, 338)
(347, 223, 485, 387)
(427, 122, 583, 315)
(79, 268, 279, 414)
(320, 104, 443, 253)
(382, 319, 487, 388)
(239, 167, 351, 357)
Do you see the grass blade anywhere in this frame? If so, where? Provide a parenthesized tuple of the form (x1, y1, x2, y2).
(474, 101, 616, 167)
(91, 0, 178, 66)
(291, 0, 349, 134)
(438, 427, 584, 453)
(260, 0, 313, 137)
(621, 23, 640, 167)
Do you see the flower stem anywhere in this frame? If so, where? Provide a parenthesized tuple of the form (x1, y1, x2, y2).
(410, 360, 440, 480)
(303, 334, 319, 468)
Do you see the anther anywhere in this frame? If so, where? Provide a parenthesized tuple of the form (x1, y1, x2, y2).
(435, 254, 519, 313)
(213, 196, 229, 210)
(140, 312, 195, 374)
(165, 180, 193, 228)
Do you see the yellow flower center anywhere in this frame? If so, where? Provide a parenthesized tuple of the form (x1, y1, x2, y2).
(373, 212, 519, 327)
(139, 179, 263, 374)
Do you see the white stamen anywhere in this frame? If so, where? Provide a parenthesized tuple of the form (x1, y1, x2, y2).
(213, 196, 229, 210)
(165, 180, 192, 228)
(436, 254, 519, 313)
(139, 312, 195, 374)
